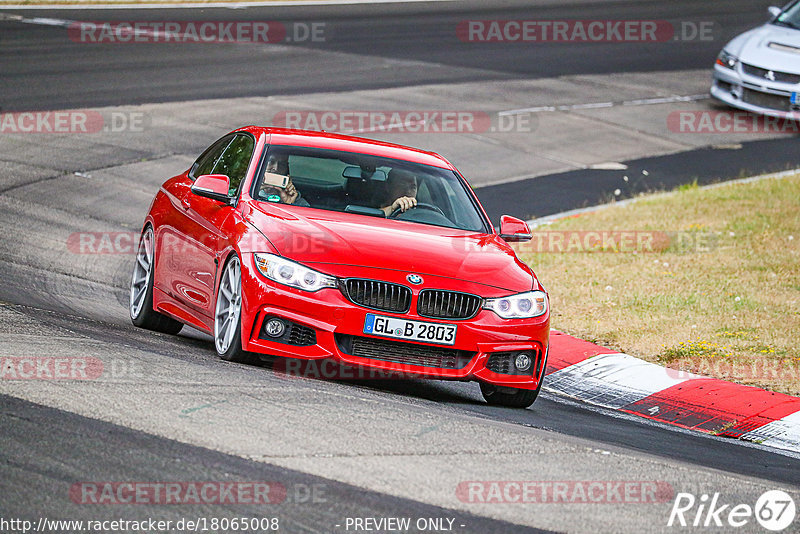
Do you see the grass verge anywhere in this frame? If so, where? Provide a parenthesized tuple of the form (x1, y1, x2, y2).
(517, 173, 800, 395)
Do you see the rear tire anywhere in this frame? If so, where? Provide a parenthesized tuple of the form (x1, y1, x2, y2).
(129, 226, 184, 335)
(214, 255, 255, 364)
(480, 381, 541, 408)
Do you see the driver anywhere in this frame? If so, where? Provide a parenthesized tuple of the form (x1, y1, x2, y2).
(380, 168, 418, 217)
(260, 154, 310, 207)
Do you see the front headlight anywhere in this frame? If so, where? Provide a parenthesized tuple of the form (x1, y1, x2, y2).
(484, 290, 548, 319)
(716, 50, 739, 70)
(253, 253, 337, 292)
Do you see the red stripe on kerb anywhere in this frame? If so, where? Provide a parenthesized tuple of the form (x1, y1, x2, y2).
(546, 330, 618, 374)
(719, 400, 800, 438)
(621, 379, 800, 433)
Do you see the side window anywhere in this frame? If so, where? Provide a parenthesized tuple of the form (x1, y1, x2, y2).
(212, 134, 256, 195)
(192, 137, 232, 180)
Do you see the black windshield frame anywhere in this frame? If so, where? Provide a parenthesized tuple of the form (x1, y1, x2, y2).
(250, 144, 492, 234)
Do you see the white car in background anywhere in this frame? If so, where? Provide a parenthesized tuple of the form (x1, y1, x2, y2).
(711, 1, 800, 118)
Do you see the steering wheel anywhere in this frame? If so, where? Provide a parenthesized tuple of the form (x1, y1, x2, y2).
(389, 202, 446, 218)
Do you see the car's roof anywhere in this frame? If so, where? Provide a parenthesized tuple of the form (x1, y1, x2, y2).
(234, 126, 456, 170)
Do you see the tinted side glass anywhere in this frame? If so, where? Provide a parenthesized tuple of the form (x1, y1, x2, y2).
(213, 134, 256, 195)
(192, 137, 232, 180)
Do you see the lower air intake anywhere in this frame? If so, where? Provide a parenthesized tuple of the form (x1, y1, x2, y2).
(336, 334, 473, 369)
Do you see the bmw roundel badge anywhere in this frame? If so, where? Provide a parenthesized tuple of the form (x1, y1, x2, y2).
(407, 274, 423, 285)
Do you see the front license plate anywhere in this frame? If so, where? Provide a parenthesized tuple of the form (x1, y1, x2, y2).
(363, 314, 457, 346)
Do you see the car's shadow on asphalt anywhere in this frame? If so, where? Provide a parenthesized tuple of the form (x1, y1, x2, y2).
(256, 354, 486, 406)
(341, 377, 483, 405)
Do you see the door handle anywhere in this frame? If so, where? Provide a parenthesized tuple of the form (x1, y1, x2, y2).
(181, 197, 191, 210)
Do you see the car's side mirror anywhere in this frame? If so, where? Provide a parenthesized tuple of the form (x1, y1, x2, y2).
(499, 215, 532, 242)
(191, 174, 233, 204)
(768, 6, 781, 18)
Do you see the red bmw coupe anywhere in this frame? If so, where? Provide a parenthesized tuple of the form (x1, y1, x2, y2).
(130, 127, 549, 407)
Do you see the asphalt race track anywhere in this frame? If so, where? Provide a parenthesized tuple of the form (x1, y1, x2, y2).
(1, 0, 799, 533)
(1, 0, 797, 111)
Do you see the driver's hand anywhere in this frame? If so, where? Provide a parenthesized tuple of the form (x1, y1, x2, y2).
(391, 196, 417, 213)
(284, 182, 299, 204)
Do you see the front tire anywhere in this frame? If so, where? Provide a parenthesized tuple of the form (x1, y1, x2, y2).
(214, 255, 254, 363)
(129, 226, 183, 335)
(480, 381, 541, 408)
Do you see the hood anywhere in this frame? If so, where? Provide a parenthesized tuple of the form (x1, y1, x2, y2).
(726, 24, 800, 72)
(247, 202, 535, 293)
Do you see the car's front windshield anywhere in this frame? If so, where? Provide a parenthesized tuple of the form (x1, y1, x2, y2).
(773, 1, 800, 28)
(252, 145, 490, 233)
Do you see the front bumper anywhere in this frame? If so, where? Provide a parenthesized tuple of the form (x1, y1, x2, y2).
(711, 63, 800, 119)
(238, 255, 550, 390)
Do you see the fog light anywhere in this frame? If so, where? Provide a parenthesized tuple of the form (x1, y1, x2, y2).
(514, 352, 532, 372)
(264, 318, 286, 338)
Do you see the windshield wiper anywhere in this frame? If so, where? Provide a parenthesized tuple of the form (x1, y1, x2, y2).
(773, 19, 800, 30)
(344, 205, 386, 218)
